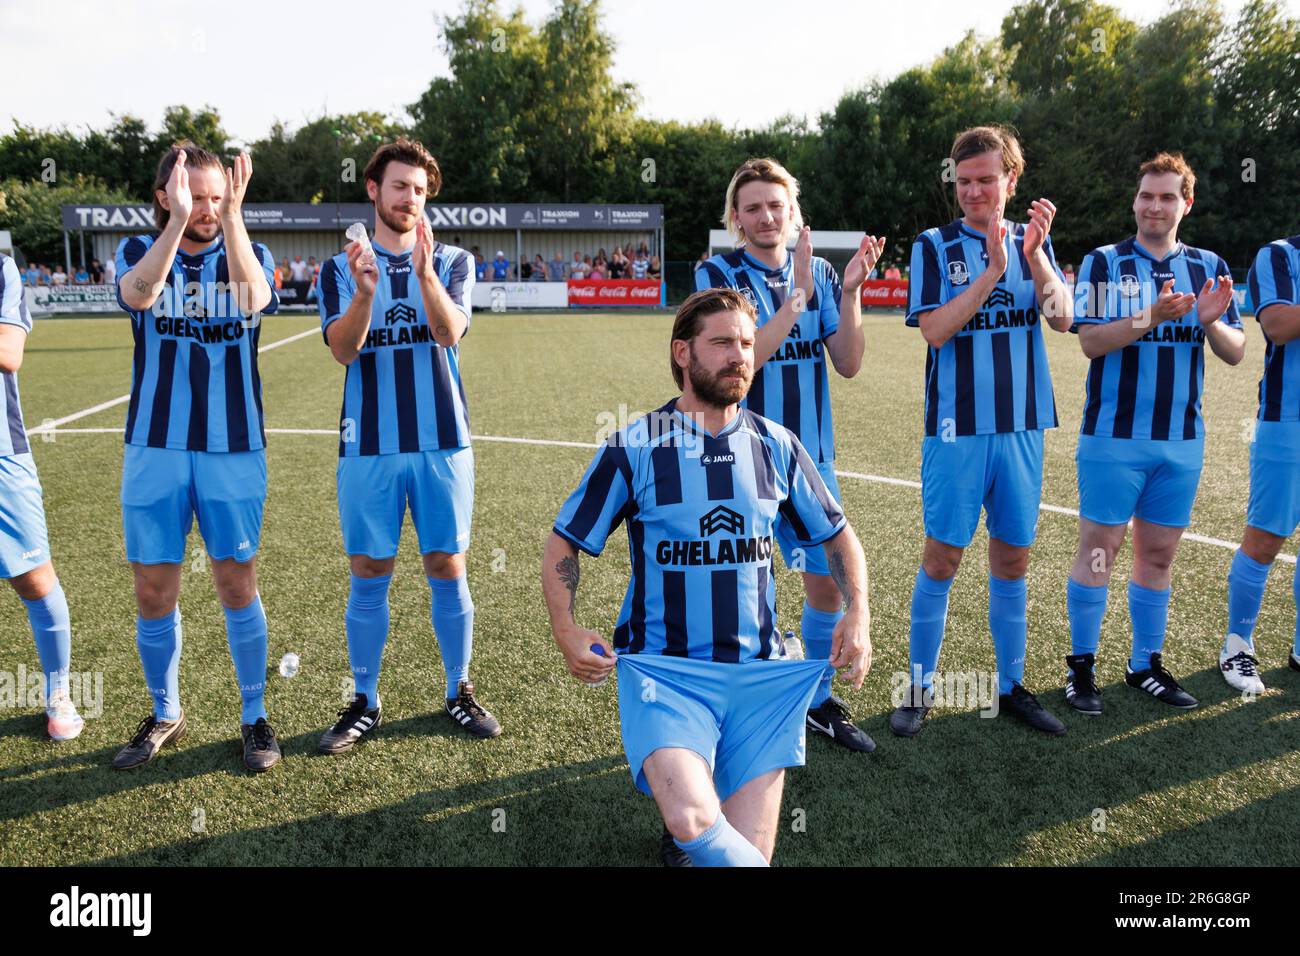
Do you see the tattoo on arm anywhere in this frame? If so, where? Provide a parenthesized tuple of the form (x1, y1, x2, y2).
(436, 324, 449, 336)
(557, 555, 580, 618)
(133, 277, 150, 294)
(828, 550, 852, 610)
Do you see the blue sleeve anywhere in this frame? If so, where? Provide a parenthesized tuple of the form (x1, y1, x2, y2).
(318, 256, 353, 344)
(114, 235, 154, 313)
(905, 234, 942, 328)
(1248, 244, 1294, 320)
(778, 432, 847, 547)
(442, 250, 474, 332)
(254, 244, 280, 316)
(1071, 250, 1111, 331)
(0, 257, 32, 332)
(553, 441, 634, 557)
(818, 259, 842, 341)
(695, 259, 729, 292)
(1043, 234, 1066, 285)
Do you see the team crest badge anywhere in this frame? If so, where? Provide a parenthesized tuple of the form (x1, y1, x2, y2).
(948, 260, 970, 286)
(1118, 274, 1141, 299)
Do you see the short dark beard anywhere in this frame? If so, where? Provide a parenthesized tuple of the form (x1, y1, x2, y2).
(184, 220, 220, 244)
(377, 202, 419, 236)
(687, 345, 750, 407)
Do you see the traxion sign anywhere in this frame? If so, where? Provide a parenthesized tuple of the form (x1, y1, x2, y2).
(62, 202, 663, 231)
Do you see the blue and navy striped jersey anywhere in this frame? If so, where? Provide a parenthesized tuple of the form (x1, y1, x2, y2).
(320, 239, 473, 457)
(114, 235, 279, 453)
(1247, 236, 1300, 422)
(907, 219, 1061, 437)
(0, 255, 33, 456)
(1074, 238, 1241, 440)
(553, 400, 846, 663)
(695, 249, 842, 464)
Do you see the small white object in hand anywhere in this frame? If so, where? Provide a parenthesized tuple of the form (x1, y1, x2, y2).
(279, 652, 300, 679)
(346, 222, 375, 263)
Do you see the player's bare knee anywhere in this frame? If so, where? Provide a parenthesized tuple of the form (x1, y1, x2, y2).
(661, 803, 716, 843)
(350, 555, 395, 578)
(803, 573, 841, 611)
(921, 539, 962, 580)
(423, 550, 465, 579)
(1242, 526, 1285, 565)
(9, 561, 56, 601)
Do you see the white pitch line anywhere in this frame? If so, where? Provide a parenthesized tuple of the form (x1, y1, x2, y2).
(33, 427, 1294, 564)
(24, 325, 320, 437)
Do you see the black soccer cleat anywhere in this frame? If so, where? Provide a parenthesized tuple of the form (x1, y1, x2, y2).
(1000, 683, 1066, 735)
(1064, 653, 1103, 715)
(446, 680, 502, 739)
(1125, 653, 1198, 709)
(660, 825, 692, 867)
(1289, 651, 1300, 673)
(889, 685, 933, 737)
(806, 695, 876, 753)
(319, 693, 382, 755)
(112, 710, 187, 770)
(241, 717, 282, 772)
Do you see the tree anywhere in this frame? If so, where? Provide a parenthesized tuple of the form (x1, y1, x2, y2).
(0, 175, 137, 263)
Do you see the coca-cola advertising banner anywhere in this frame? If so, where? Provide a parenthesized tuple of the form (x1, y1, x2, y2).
(860, 279, 909, 308)
(567, 279, 663, 307)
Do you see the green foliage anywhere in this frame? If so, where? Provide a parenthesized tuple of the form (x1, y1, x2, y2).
(0, 175, 137, 263)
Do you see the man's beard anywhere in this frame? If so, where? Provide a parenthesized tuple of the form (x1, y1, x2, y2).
(688, 351, 751, 407)
(184, 219, 220, 244)
(745, 226, 786, 250)
(377, 202, 420, 235)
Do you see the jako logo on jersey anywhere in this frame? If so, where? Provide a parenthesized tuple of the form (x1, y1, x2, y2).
(982, 287, 1015, 310)
(948, 261, 970, 285)
(700, 454, 735, 467)
(49, 886, 152, 936)
(700, 506, 745, 536)
(385, 304, 417, 325)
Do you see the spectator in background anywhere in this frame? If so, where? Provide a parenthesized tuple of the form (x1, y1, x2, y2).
(570, 250, 587, 280)
(73, 265, 90, 285)
(1063, 263, 1076, 286)
(623, 243, 635, 261)
(89, 259, 104, 284)
(51, 266, 67, 286)
(531, 254, 547, 281)
(39, 265, 53, 285)
(289, 254, 310, 303)
(276, 258, 288, 290)
(630, 249, 649, 279)
(102, 257, 116, 286)
(306, 256, 320, 304)
(548, 251, 567, 281)
(648, 255, 661, 280)
(23, 263, 40, 285)
(590, 258, 606, 280)
(492, 250, 510, 280)
(521, 258, 533, 280)
(884, 264, 902, 280)
(609, 247, 627, 279)
(583, 255, 594, 278)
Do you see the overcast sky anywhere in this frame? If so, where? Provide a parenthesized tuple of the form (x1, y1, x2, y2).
(3, 0, 1293, 143)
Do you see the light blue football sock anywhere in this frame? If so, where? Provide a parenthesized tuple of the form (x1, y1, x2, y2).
(346, 574, 391, 704)
(21, 579, 72, 700)
(909, 567, 953, 690)
(1128, 580, 1171, 671)
(673, 812, 768, 867)
(1293, 566, 1300, 656)
(136, 608, 182, 721)
(801, 600, 842, 707)
(1225, 549, 1270, 651)
(1067, 577, 1108, 658)
(224, 594, 268, 724)
(428, 575, 473, 698)
(989, 575, 1027, 694)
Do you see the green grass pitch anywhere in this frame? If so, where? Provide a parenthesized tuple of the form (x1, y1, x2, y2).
(1, 308, 1297, 866)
